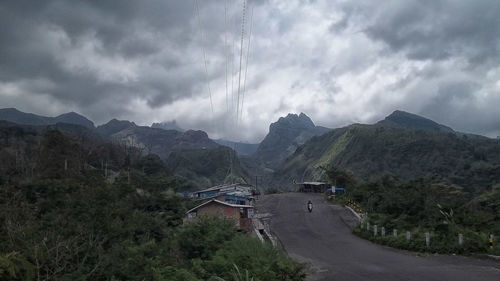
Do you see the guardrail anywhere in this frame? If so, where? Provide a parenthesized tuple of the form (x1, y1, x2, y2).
(345, 199, 364, 217)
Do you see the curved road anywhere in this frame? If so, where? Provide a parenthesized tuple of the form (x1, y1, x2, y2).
(258, 193, 500, 281)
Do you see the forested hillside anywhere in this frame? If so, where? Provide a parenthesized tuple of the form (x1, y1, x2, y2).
(0, 108, 251, 190)
(0, 124, 304, 280)
(276, 122, 500, 192)
(326, 168, 500, 254)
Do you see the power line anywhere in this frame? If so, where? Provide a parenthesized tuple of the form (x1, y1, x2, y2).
(194, 0, 214, 115)
(236, 0, 247, 126)
(240, 5, 254, 123)
(231, 26, 235, 120)
(224, 0, 229, 114)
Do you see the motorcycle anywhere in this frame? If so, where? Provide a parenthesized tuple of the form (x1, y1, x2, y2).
(307, 200, 313, 213)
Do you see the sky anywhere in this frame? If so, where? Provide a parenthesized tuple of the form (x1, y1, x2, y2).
(1, 0, 500, 142)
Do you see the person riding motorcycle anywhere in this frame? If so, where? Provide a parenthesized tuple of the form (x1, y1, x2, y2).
(307, 200, 313, 213)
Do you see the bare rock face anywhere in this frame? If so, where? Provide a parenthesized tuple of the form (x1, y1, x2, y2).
(151, 120, 184, 132)
(101, 123, 218, 159)
(96, 119, 136, 136)
(254, 112, 330, 167)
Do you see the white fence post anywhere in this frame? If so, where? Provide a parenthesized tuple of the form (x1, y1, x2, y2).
(406, 231, 411, 241)
(425, 232, 430, 248)
(458, 233, 464, 246)
(381, 227, 386, 237)
(393, 229, 398, 238)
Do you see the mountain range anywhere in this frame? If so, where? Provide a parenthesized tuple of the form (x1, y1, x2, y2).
(214, 139, 260, 156)
(253, 113, 330, 167)
(0, 108, 95, 128)
(0, 108, 248, 189)
(2, 107, 499, 193)
(274, 111, 500, 191)
(151, 120, 184, 132)
(376, 110, 454, 133)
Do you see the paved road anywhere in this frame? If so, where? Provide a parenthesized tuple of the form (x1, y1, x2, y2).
(257, 193, 500, 281)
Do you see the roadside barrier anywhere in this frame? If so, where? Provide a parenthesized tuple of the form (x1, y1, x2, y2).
(359, 221, 496, 252)
(344, 200, 496, 253)
(345, 199, 364, 216)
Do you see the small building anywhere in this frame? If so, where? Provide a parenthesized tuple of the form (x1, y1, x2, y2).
(224, 191, 252, 205)
(334, 187, 346, 194)
(327, 186, 346, 194)
(299, 182, 327, 193)
(185, 199, 254, 231)
(191, 185, 222, 199)
(190, 183, 256, 205)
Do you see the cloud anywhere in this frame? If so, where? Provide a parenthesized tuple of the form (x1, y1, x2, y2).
(0, 0, 499, 142)
(365, 1, 500, 66)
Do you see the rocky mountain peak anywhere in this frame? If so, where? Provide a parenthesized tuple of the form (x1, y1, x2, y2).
(96, 119, 136, 136)
(255, 112, 330, 167)
(182, 130, 210, 141)
(151, 120, 184, 132)
(273, 112, 315, 131)
(55, 112, 95, 128)
(378, 110, 454, 133)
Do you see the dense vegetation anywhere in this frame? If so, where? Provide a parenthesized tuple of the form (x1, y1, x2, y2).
(0, 127, 305, 281)
(277, 124, 500, 191)
(167, 147, 249, 190)
(327, 168, 500, 255)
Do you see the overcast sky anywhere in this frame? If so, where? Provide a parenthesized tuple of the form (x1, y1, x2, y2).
(1, 0, 500, 142)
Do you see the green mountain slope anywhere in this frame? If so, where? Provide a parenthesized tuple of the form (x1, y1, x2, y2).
(276, 123, 500, 191)
(166, 146, 249, 189)
(2, 116, 250, 190)
(98, 119, 249, 189)
(377, 110, 454, 132)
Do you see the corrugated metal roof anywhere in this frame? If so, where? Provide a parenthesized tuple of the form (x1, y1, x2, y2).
(302, 182, 326, 185)
(192, 183, 253, 194)
(226, 191, 252, 197)
(186, 199, 253, 214)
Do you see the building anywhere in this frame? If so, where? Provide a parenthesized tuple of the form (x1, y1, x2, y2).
(327, 186, 346, 196)
(190, 183, 256, 205)
(185, 199, 254, 231)
(299, 182, 328, 193)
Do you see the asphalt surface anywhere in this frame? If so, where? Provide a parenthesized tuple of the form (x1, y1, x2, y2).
(257, 193, 500, 281)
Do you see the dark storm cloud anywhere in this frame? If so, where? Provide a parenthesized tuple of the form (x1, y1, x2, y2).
(339, 0, 500, 67)
(1, 0, 500, 141)
(0, 0, 207, 119)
